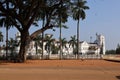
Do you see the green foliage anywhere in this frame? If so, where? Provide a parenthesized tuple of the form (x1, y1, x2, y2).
(0, 0, 89, 61)
(8, 38, 19, 55)
(69, 35, 77, 54)
(116, 44, 120, 54)
(61, 38, 67, 47)
(71, 0, 89, 21)
(51, 45, 59, 54)
(44, 34, 54, 53)
(71, 0, 89, 57)
(106, 44, 120, 54)
(106, 50, 116, 55)
(0, 0, 89, 36)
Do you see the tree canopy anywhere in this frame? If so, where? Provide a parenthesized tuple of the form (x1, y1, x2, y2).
(0, 0, 89, 62)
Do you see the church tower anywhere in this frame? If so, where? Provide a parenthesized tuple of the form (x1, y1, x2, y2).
(95, 33, 105, 55)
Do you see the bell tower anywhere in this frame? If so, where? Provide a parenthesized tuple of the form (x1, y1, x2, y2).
(95, 33, 105, 55)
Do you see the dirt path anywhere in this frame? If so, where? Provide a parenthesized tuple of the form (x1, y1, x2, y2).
(0, 60, 120, 80)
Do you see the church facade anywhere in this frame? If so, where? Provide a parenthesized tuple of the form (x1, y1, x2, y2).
(0, 32, 105, 59)
(80, 34, 105, 55)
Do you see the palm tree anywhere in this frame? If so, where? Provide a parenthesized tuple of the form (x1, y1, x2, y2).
(69, 35, 77, 57)
(0, 16, 13, 59)
(0, 17, 13, 59)
(0, 2, 14, 59)
(51, 43, 59, 55)
(33, 35, 42, 55)
(41, 17, 45, 60)
(39, 1, 47, 59)
(61, 38, 67, 48)
(72, 0, 89, 59)
(44, 34, 54, 59)
(55, 0, 69, 59)
(61, 38, 68, 58)
(8, 38, 18, 58)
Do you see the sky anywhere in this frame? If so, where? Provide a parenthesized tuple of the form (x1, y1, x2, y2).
(0, 0, 120, 50)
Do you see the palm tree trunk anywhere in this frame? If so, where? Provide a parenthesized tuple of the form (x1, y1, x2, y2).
(41, 33, 44, 59)
(35, 42, 38, 55)
(60, 25, 62, 59)
(5, 0, 8, 60)
(6, 26, 8, 60)
(41, 17, 45, 60)
(77, 19, 80, 59)
(59, 0, 63, 60)
(48, 49, 50, 60)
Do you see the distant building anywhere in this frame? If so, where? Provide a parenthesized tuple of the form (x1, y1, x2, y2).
(80, 34, 105, 55)
(0, 32, 105, 58)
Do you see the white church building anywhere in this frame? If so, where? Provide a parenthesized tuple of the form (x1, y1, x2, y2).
(0, 32, 105, 59)
(15, 32, 105, 55)
(80, 34, 105, 55)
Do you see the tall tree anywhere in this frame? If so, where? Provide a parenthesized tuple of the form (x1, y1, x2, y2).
(44, 34, 54, 59)
(0, 13, 13, 59)
(69, 35, 77, 55)
(0, 0, 89, 62)
(0, 0, 70, 62)
(72, 0, 89, 59)
(0, 31, 3, 55)
(61, 38, 68, 57)
(55, 0, 69, 59)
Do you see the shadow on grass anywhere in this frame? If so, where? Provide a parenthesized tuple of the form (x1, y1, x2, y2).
(116, 76, 120, 80)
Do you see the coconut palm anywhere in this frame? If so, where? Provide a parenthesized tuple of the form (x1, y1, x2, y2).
(54, 0, 69, 59)
(61, 38, 67, 48)
(44, 34, 55, 59)
(51, 43, 59, 55)
(69, 35, 77, 56)
(61, 38, 68, 58)
(38, 1, 48, 59)
(0, 15, 13, 59)
(0, 1, 14, 59)
(0, 17, 12, 59)
(8, 38, 18, 57)
(33, 35, 43, 55)
(72, 0, 89, 59)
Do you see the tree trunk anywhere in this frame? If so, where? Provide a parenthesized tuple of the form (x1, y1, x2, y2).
(6, 26, 8, 60)
(77, 19, 80, 59)
(60, 25, 62, 60)
(19, 30, 30, 62)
